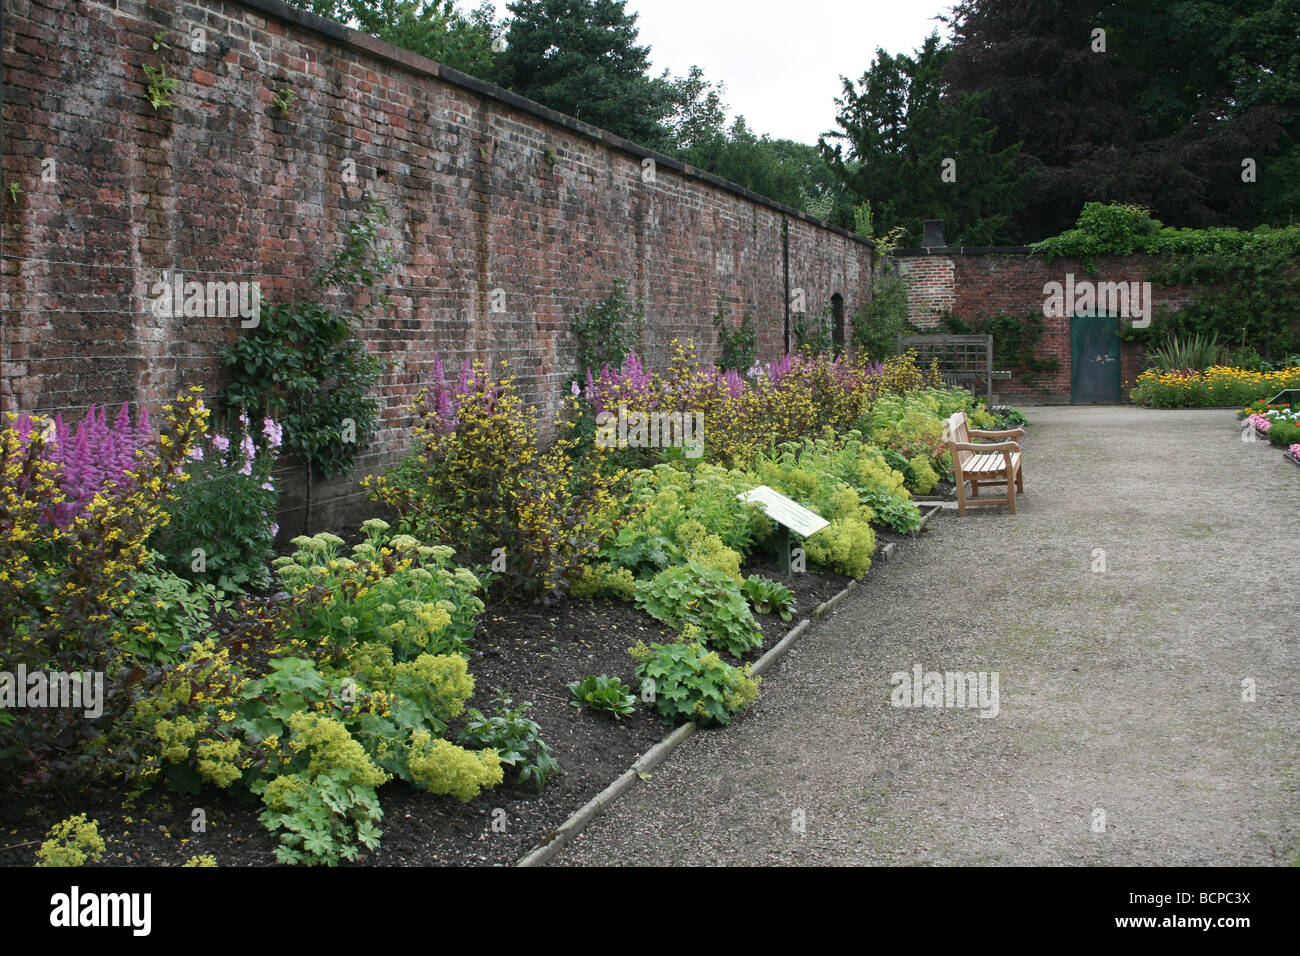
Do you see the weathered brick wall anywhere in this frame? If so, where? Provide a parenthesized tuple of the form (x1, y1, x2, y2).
(894, 250, 1199, 403)
(0, 0, 874, 534)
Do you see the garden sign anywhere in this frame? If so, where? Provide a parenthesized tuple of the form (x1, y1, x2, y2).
(737, 486, 829, 576)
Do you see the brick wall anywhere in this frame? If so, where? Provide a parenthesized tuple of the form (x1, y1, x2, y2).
(0, 0, 874, 534)
(894, 249, 1200, 403)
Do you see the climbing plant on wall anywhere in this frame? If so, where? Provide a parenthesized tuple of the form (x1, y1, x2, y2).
(218, 195, 394, 525)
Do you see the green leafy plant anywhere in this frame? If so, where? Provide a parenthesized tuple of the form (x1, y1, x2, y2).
(458, 695, 559, 793)
(713, 295, 758, 371)
(150, 417, 280, 593)
(742, 574, 795, 623)
(271, 521, 485, 661)
(794, 303, 834, 356)
(273, 86, 296, 114)
(573, 279, 645, 379)
(568, 674, 637, 719)
(256, 711, 387, 866)
(35, 814, 106, 867)
(142, 63, 178, 110)
(630, 638, 759, 726)
(853, 266, 911, 359)
(6, 182, 21, 203)
(634, 558, 763, 658)
(938, 312, 1060, 381)
(219, 195, 392, 525)
(1146, 332, 1224, 372)
(151, 32, 170, 51)
(116, 552, 231, 665)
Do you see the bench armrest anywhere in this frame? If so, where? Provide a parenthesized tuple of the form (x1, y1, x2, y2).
(968, 427, 1026, 439)
(950, 441, 1019, 454)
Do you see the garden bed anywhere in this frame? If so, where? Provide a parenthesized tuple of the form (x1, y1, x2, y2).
(0, 561, 852, 868)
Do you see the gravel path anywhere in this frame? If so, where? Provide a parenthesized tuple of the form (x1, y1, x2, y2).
(555, 406, 1300, 866)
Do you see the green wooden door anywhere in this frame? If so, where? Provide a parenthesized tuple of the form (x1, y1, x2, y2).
(1071, 313, 1121, 403)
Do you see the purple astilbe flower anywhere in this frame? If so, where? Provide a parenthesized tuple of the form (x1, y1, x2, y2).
(722, 367, 745, 398)
(14, 402, 156, 526)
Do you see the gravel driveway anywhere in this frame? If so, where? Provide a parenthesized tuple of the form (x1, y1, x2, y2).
(555, 405, 1300, 866)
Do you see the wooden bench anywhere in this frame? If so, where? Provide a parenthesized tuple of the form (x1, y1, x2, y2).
(941, 411, 1026, 515)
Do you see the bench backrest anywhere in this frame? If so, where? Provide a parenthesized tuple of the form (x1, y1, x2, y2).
(942, 412, 972, 470)
(941, 411, 970, 447)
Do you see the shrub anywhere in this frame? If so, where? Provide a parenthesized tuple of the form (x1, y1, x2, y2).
(35, 814, 106, 867)
(270, 521, 484, 661)
(150, 415, 279, 593)
(457, 695, 557, 793)
(115, 552, 231, 666)
(1, 390, 207, 785)
(743, 444, 882, 575)
(852, 266, 910, 360)
(366, 360, 627, 604)
(219, 196, 392, 511)
(630, 639, 759, 726)
(634, 559, 764, 658)
(120, 529, 502, 865)
(597, 464, 769, 578)
(569, 674, 637, 719)
(257, 711, 389, 867)
(572, 279, 645, 382)
(713, 295, 759, 372)
(907, 456, 939, 495)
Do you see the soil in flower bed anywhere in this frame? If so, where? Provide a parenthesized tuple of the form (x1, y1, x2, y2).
(0, 560, 855, 868)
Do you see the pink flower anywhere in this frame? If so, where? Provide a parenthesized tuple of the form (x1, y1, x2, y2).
(261, 480, 275, 491)
(187, 446, 204, 461)
(210, 434, 230, 453)
(1290, 444, 1300, 458)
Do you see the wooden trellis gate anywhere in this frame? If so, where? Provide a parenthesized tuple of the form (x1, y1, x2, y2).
(896, 334, 994, 406)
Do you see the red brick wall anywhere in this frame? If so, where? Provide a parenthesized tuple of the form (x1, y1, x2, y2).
(895, 252, 1198, 403)
(0, 0, 873, 533)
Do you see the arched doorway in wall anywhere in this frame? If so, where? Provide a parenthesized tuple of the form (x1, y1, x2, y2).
(831, 293, 846, 353)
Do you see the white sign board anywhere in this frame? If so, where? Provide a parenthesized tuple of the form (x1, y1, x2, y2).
(737, 486, 829, 538)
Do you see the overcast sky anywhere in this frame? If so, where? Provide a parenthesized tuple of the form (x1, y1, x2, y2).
(488, 0, 954, 145)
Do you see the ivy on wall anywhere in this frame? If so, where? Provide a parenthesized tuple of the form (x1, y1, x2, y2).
(1034, 203, 1300, 361)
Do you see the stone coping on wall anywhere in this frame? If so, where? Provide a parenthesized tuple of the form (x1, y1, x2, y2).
(239, 0, 873, 249)
(890, 246, 1036, 256)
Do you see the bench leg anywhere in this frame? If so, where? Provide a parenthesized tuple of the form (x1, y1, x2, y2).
(1016, 465, 1024, 494)
(1006, 471, 1017, 515)
(955, 474, 968, 516)
(970, 479, 979, 498)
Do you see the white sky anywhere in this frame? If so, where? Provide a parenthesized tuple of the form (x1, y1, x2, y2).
(487, 0, 953, 145)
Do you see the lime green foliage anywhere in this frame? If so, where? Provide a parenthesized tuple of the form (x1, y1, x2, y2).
(272, 521, 484, 661)
(406, 731, 503, 800)
(35, 814, 106, 867)
(458, 695, 558, 793)
(568, 562, 638, 600)
(599, 464, 768, 578)
(183, 854, 217, 867)
(632, 641, 759, 726)
(569, 674, 637, 719)
(116, 552, 230, 665)
(907, 455, 939, 495)
(634, 558, 763, 658)
(742, 574, 795, 622)
(122, 524, 501, 865)
(743, 444, 881, 575)
(258, 712, 388, 866)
